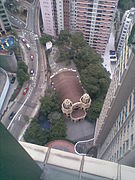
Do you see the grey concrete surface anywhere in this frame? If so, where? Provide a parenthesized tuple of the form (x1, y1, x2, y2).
(66, 119, 95, 142)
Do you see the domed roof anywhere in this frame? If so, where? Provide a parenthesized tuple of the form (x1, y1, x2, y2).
(63, 99, 72, 109)
(81, 93, 90, 104)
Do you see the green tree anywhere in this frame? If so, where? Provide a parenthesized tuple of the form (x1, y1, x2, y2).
(17, 61, 29, 86)
(87, 98, 104, 121)
(48, 111, 62, 124)
(40, 94, 60, 117)
(80, 64, 110, 99)
(49, 118, 66, 140)
(39, 34, 52, 46)
(71, 32, 87, 53)
(55, 30, 70, 47)
(24, 120, 49, 145)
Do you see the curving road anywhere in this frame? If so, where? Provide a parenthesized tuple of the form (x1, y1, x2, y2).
(2, 0, 47, 140)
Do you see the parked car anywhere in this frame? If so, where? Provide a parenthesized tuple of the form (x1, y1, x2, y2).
(30, 54, 34, 60)
(9, 112, 16, 120)
(23, 85, 29, 95)
(21, 38, 26, 43)
(10, 76, 16, 84)
(110, 50, 115, 55)
(110, 56, 116, 59)
(26, 43, 30, 50)
(30, 69, 34, 75)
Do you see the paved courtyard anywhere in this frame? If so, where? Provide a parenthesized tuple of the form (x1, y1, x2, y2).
(66, 119, 95, 142)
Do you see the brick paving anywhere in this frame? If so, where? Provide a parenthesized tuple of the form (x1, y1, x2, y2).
(47, 140, 75, 153)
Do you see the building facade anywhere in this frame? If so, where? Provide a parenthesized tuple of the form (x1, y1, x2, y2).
(0, 68, 9, 113)
(0, 0, 11, 31)
(116, 8, 135, 57)
(40, 0, 118, 55)
(75, 0, 118, 55)
(94, 22, 135, 167)
(39, 0, 70, 37)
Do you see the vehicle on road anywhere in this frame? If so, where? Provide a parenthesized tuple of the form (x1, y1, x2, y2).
(23, 85, 29, 95)
(21, 38, 26, 43)
(30, 69, 34, 76)
(110, 50, 115, 55)
(9, 112, 16, 120)
(26, 43, 30, 50)
(10, 76, 16, 84)
(110, 56, 116, 59)
(30, 54, 34, 60)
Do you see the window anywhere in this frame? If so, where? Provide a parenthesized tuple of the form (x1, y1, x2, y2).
(129, 95, 132, 112)
(131, 134, 134, 146)
(127, 122, 129, 134)
(120, 147, 122, 157)
(133, 89, 135, 105)
(117, 150, 119, 159)
(131, 114, 134, 127)
(123, 143, 125, 155)
(125, 101, 128, 118)
(122, 109, 124, 123)
(126, 139, 129, 151)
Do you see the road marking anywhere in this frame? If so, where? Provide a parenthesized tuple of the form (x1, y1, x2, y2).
(9, 122, 14, 131)
(7, 85, 33, 130)
(18, 114, 22, 121)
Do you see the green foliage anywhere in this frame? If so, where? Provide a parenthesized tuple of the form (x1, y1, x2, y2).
(128, 24, 135, 45)
(118, 0, 135, 11)
(40, 92, 61, 117)
(24, 90, 67, 145)
(48, 111, 62, 123)
(80, 64, 110, 100)
(71, 32, 87, 53)
(87, 98, 104, 122)
(24, 119, 49, 145)
(55, 30, 71, 47)
(17, 61, 29, 86)
(39, 34, 52, 46)
(56, 31, 110, 121)
(49, 118, 66, 140)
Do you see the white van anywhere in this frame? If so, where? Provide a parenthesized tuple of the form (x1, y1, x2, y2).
(26, 43, 30, 50)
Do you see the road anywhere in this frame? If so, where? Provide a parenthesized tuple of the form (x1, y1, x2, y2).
(1, 0, 47, 140)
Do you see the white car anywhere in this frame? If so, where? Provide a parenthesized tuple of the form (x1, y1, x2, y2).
(26, 43, 30, 50)
(30, 69, 34, 76)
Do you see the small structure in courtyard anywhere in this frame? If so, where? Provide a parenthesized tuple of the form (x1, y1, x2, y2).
(51, 69, 91, 122)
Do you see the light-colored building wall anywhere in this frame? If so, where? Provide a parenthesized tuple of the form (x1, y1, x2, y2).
(117, 8, 135, 57)
(56, 0, 64, 34)
(70, 0, 76, 31)
(94, 19, 135, 167)
(76, 0, 118, 55)
(39, 0, 56, 37)
(0, 68, 9, 113)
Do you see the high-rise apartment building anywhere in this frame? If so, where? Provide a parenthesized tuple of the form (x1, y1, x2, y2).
(75, 0, 118, 55)
(0, 0, 11, 31)
(94, 21, 135, 166)
(40, 0, 118, 55)
(116, 8, 135, 56)
(39, 0, 70, 37)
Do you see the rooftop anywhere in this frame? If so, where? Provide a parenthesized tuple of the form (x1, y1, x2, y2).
(20, 141, 135, 180)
